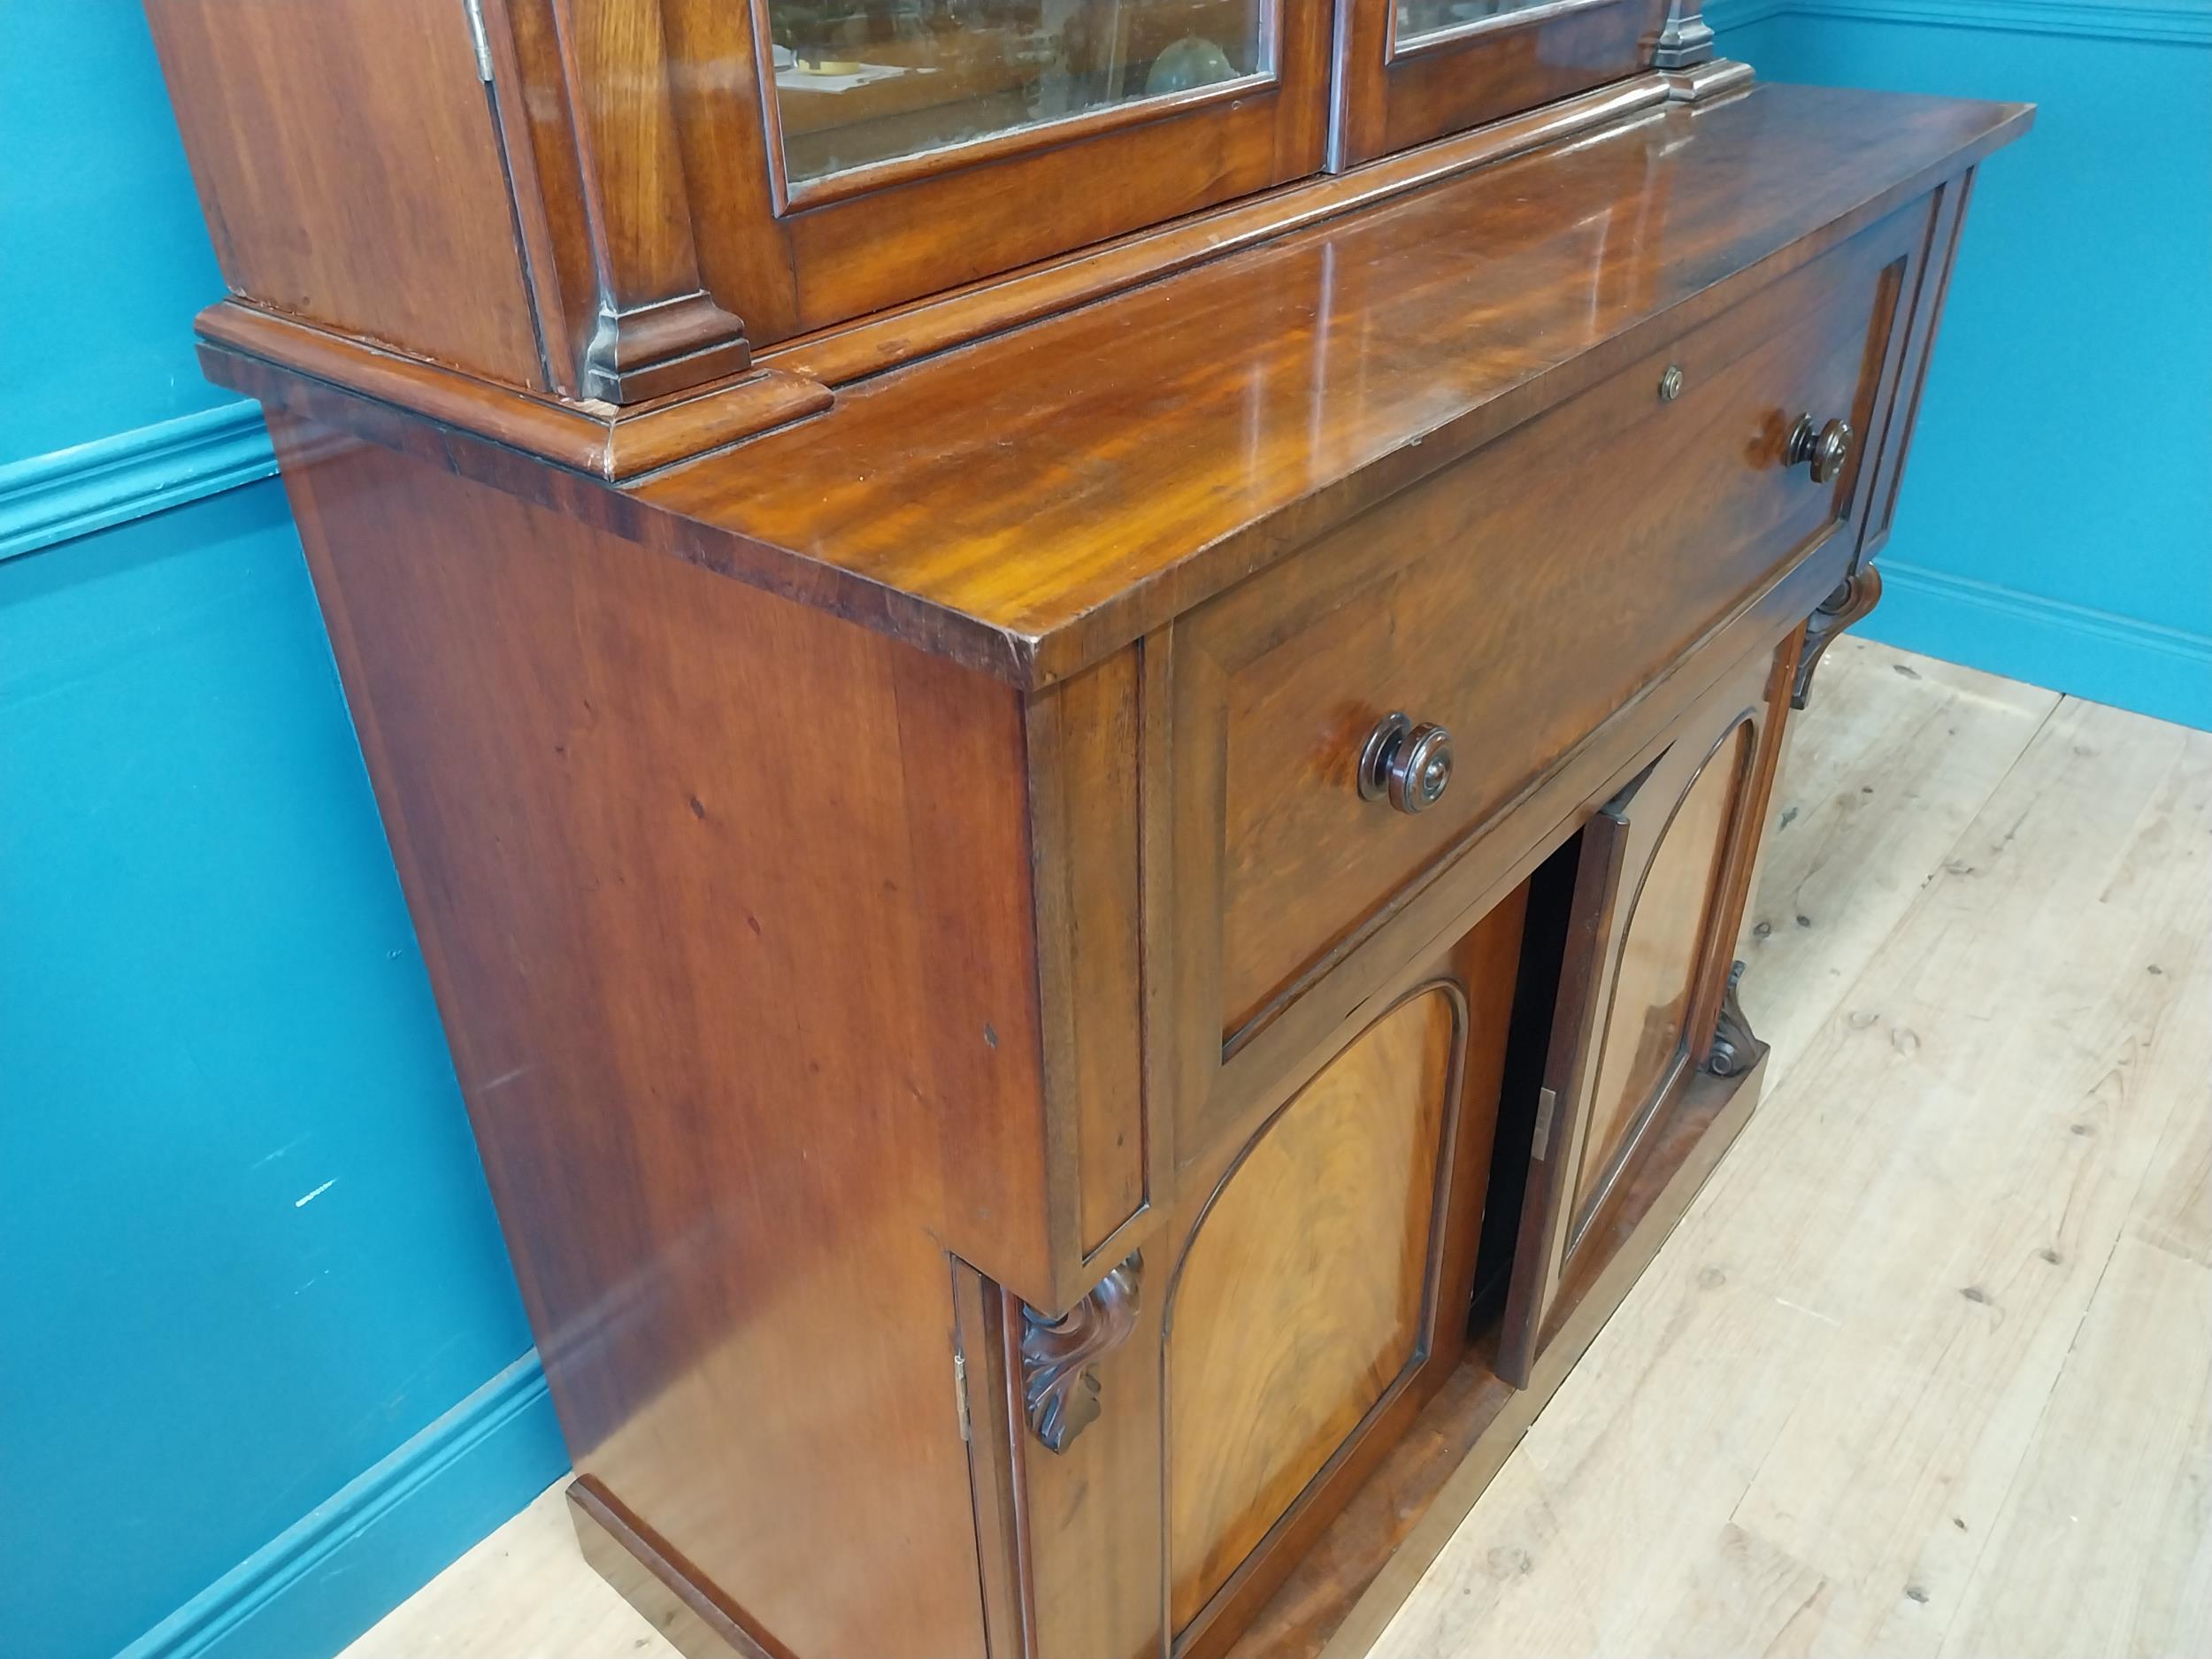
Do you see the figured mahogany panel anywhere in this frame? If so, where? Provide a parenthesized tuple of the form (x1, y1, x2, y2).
(637, 87, 2027, 689)
(1165, 987, 1455, 1631)
(1498, 632, 1797, 1385)
(272, 420, 1057, 1657)
(1571, 720, 1751, 1218)
(143, 0, 547, 390)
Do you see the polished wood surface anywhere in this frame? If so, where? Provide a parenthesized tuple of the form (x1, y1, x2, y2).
(568, 1481, 770, 1659)
(1160, 498, 1862, 1305)
(637, 87, 2029, 687)
(277, 425, 1047, 1656)
(1189, 206, 1910, 1041)
(668, 0, 1335, 345)
(150, 13, 2033, 1653)
(1499, 634, 1797, 1386)
(1572, 723, 1748, 1223)
(492, 0, 751, 400)
(1334, 0, 1669, 165)
(1027, 653, 1152, 1258)
(144, 0, 548, 391)
(184, 87, 2026, 689)
(1167, 987, 1455, 1630)
(347, 649, 2212, 1659)
(1166, 893, 1527, 1659)
(196, 303, 830, 484)
(757, 73, 1699, 388)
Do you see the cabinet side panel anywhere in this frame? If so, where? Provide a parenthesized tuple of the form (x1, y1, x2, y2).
(273, 423, 1034, 1658)
(144, 0, 547, 390)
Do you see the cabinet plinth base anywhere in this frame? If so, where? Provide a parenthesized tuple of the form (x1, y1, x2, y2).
(567, 1479, 779, 1659)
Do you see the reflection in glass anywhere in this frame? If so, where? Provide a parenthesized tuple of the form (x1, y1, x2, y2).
(1395, 0, 1597, 48)
(767, 0, 1271, 186)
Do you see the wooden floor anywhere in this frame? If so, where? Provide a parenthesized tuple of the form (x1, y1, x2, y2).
(344, 639, 2212, 1659)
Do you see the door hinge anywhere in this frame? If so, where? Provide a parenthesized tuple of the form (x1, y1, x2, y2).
(953, 1348, 972, 1442)
(1532, 1087, 1559, 1162)
(460, 0, 494, 81)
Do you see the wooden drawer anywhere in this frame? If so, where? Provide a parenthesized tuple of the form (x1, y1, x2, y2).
(1163, 201, 1930, 1164)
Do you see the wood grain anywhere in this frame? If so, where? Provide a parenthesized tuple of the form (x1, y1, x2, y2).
(335, 651, 2212, 1659)
(197, 303, 830, 483)
(186, 87, 2029, 690)
(1333, 0, 1670, 165)
(755, 73, 1694, 389)
(668, 0, 1334, 343)
(1374, 688, 2212, 1659)
(1573, 722, 1747, 1212)
(1025, 651, 1149, 1257)
(1497, 634, 1791, 1386)
(277, 421, 1041, 1657)
(1937, 1236, 2212, 1657)
(1167, 989, 1455, 1631)
(494, 0, 750, 401)
(632, 85, 2030, 687)
(143, 0, 546, 390)
(1191, 210, 1909, 1041)
(1735, 635, 2058, 1087)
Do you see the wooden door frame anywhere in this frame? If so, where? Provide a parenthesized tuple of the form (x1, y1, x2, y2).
(1496, 632, 1800, 1385)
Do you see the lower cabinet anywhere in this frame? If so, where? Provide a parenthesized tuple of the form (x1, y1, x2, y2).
(978, 626, 1804, 1659)
(1499, 634, 1796, 1385)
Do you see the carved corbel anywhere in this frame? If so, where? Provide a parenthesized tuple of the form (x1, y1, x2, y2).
(1792, 564, 1886, 710)
(1020, 1252, 1141, 1453)
(1706, 960, 1758, 1077)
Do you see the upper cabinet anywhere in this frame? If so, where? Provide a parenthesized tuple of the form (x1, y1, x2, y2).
(148, 0, 1720, 411)
(685, 0, 1336, 343)
(1333, 0, 1674, 165)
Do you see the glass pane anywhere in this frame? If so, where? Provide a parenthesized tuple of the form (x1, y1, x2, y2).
(1396, 0, 1594, 49)
(767, 0, 1271, 186)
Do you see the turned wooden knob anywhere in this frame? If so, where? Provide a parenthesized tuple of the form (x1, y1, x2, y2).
(1359, 712, 1454, 815)
(1786, 414, 1854, 484)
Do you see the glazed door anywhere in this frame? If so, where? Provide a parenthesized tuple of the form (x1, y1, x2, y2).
(1496, 634, 1793, 1386)
(672, 0, 1333, 342)
(1331, 0, 1670, 165)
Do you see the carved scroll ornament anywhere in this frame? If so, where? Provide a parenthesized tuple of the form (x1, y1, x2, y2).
(1706, 959, 1759, 1077)
(1020, 1252, 1142, 1453)
(1792, 565, 1886, 710)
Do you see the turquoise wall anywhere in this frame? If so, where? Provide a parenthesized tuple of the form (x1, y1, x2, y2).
(0, 10, 565, 1659)
(1714, 0, 2212, 729)
(5, 4, 2205, 1658)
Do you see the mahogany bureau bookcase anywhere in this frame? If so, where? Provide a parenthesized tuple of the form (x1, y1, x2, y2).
(145, 3, 2028, 1654)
